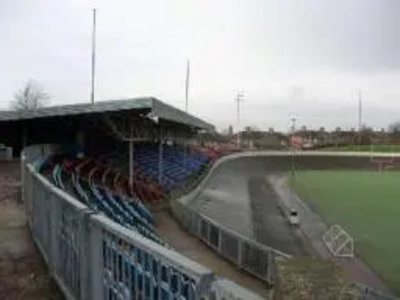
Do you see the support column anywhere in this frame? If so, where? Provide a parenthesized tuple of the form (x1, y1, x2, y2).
(21, 123, 28, 154)
(183, 139, 187, 167)
(76, 130, 85, 157)
(77, 130, 85, 147)
(158, 128, 163, 184)
(128, 120, 135, 192)
(129, 139, 134, 189)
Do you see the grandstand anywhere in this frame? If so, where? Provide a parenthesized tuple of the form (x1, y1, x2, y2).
(0, 97, 218, 199)
(3, 98, 270, 299)
(0, 98, 242, 207)
(8, 94, 397, 298)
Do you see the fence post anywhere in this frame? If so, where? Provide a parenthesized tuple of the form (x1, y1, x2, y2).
(79, 210, 92, 300)
(192, 209, 198, 235)
(21, 152, 25, 204)
(218, 228, 223, 255)
(206, 220, 211, 245)
(198, 217, 202, 240)
(238, 239, 243, 267)
(49, 190, 59, 275)
(88, 219, 104, 300)
(31, 174, 38, 238)
(267, 251, 275, 286)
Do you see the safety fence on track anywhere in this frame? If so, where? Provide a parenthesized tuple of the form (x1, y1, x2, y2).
(22, 145, 264, 300)
(170, 199, 290, 286)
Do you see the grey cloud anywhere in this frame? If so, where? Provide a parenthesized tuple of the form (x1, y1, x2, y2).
(252, 0, 400, 72)
(1, 0, 399, 132)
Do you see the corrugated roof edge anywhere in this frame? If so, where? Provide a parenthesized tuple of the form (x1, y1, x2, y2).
(149, 97, 215, 131)
(0, 97, 215, 131)
(0, 97, 153, 121)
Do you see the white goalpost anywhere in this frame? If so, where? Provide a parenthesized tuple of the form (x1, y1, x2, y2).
(323, 225, 354, 258)
(370, 155, 395, 173)
(369, 143, 396, 173)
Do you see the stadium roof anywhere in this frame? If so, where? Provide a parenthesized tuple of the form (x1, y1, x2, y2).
(0, 97, 214, 130)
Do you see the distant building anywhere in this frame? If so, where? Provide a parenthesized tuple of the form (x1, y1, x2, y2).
(228, 125, 233, 137)
(289, 136, 303, 150)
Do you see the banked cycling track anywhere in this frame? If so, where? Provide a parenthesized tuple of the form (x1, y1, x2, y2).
(187, 151, 400, 295)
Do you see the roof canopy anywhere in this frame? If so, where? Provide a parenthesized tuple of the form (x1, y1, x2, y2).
(0, 97, 214, 131)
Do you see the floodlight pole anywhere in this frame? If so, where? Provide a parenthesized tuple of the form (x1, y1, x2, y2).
(235, 92, 245, 148)
(358, 89, 362, 146)
(158, 127, 164, 184)
(290, 117, 297, 204)
(91, 8, 97, 105)
(185, 59, 190, 113)
(128, 122, 134, 190)
(183, 59, 190, 166)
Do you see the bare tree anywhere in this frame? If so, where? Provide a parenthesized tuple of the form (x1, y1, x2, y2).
(12, 80, 49, 111)
(388, 121, 400, 133)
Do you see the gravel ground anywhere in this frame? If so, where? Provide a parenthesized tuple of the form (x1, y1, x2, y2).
(0, 161, 63, 300)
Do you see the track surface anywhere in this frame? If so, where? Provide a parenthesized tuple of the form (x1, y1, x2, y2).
(188, 154, 394, 294)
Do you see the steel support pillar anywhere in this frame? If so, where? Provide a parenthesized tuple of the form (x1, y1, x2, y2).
(21, 123, 28, 152)
(183, 138, 187, 166)
(158, 128, 163, 184)
(129, 139, 134, 189)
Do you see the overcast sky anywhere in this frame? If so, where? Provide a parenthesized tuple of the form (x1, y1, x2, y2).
(1, 0, 400, 132)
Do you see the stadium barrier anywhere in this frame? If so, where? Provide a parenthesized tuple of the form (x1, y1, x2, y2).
(22, 145, 263, 300)
(170, 199, 290, 286)
(170, 153, 293, 287)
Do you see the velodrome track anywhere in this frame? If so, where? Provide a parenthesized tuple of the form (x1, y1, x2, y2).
(187, 151, 400, 294)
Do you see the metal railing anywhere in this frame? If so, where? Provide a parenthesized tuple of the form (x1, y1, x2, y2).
(170, 199, 290, 287)
(169, 151, 291, 287)
(22, 145, 264, 300)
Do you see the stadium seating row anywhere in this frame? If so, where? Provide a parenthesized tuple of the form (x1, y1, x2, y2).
(35, 142, 231, 246)
(188, 142, 241, 161)
(40, 156, 163, 245)
(132, 143, 210, 191)
(37, 142, 236, 203)
(31, 142, 240, 299)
